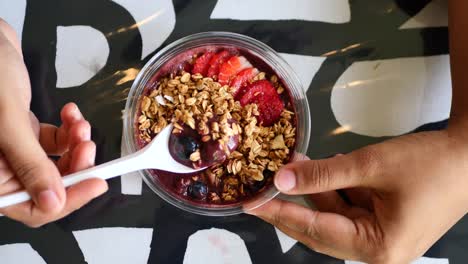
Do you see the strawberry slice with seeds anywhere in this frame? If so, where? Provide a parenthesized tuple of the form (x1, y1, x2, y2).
(240, 80, 284, 126)
(207, 50, 233, 79)
(255, 94, 284, 126)
(230, 67, 259, 98)
(239, 80, 277, 105)
(192, 51, 215, 76)
(218, 56, 252, 86)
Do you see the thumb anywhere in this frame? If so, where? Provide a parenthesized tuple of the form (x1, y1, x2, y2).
(0, 107, 65, 213)
(275, 148, 381, 194)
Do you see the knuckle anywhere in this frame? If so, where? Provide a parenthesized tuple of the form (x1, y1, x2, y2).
(14, 160, 57, 191)
(75, 119, 90, 130)
(355, 146, 384, 181)
(14, 162, 43, 186)
(304, 212, 320, 239)
(271, 201, 285, 227)
(306, 161, 332, 190)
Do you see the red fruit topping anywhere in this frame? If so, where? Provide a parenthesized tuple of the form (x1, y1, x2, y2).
(239, 80, 277, 105)
(192, 51, 215, 76)
(207, 51, 233, 78)
(239, 80, 283, 126)
(256, 95, 283, 126)
(230, 67, 259, 98)
(218, 56, 252, 85)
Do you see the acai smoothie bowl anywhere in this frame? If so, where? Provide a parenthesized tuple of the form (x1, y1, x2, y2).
(122, 32, 310, 216)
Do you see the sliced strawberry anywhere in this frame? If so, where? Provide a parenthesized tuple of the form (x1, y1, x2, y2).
(207, 50, 233, 78)
(230, 67, 259, 98)
(192, 51, 215, 76)
(255, 94, 283, 126)
(240, 80, 283, 126)
(239, 80, 277, 106)
(218, 56, 252, 86)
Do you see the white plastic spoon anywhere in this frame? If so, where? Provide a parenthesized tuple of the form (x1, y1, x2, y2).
(0, 124, 204, 208)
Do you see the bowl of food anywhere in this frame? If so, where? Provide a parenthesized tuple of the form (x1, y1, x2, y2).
(122, 32, 310, 216)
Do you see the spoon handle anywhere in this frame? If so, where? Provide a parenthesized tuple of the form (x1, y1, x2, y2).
(0, 150, 145, 208)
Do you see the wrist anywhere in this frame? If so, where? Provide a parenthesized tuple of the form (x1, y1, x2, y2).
(446, 117, 468, 144)
(441, 124, 468, 210)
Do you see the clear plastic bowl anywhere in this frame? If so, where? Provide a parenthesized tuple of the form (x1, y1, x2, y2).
(123, 32, 311, 216)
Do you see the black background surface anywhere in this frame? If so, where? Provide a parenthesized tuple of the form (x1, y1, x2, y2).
(0, 0, 462, 263)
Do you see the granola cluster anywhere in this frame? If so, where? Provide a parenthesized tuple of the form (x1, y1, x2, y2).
(137, 71, 296, 203)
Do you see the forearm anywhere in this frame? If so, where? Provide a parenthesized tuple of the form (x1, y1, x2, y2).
(448, 0, 468, 133)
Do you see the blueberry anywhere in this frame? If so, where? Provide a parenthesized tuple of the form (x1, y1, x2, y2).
(248, 171, 272, 193)
(187, 181, 208, 200)
(180, 136, 199, 157)
(171, 134, 200, 161)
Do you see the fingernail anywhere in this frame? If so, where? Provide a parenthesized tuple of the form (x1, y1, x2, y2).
(72, 103, 81, 115)
(275, 170, 296, 192)
(89, 155, 95, 165)
(70, 104, 82, 121)
(37, 190, 60, 211)
(88, 144, 96, 165)
(83, 126, 91, 140)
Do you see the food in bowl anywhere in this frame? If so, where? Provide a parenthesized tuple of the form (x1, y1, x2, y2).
(135, 48, 297, 205)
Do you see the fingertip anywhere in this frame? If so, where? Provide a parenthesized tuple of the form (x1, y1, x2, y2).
(18, 160, 67, 214)
(61, 102, 83, 126)
(36, 189, 63, 214)
(69, 120, 91, 148)
(275, 169, 296, 192)
(95, 178, 109, 195)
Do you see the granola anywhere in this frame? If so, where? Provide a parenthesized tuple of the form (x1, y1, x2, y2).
(137, 54, 296, 204)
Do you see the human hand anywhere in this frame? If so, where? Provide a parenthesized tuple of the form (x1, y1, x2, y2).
(0, 19, 108, 227)
(249, 130, 468, 263)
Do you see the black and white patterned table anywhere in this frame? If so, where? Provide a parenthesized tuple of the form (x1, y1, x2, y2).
(0, 0, 463, 263)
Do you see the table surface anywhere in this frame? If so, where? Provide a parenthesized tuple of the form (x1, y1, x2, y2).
(0, 0, 465, 263)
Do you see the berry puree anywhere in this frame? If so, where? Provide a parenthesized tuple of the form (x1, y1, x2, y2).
(135, 47, 297, 206)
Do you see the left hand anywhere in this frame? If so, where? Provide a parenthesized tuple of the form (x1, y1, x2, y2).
(0, 102, 109, 227)
(0, 19, 108, 227)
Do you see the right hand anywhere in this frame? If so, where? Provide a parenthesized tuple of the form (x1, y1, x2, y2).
(0, 19, 108, 227)
(250, 129, 468, 263)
